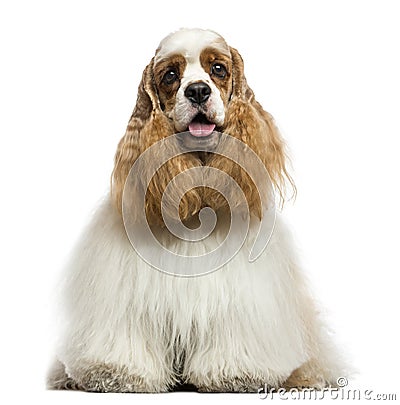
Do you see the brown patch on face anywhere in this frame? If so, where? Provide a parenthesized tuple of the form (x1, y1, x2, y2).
(153, 54, 187, 114)
(200, 47, 233, 106)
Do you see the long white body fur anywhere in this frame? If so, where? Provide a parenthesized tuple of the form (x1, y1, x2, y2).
(55, 193, 341, 391)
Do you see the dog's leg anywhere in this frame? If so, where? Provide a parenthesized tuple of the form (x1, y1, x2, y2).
(180, 271, 291, 392)
(182, 325, 287, 392)
(52, 197, 176, 392)
(181, 215, 344, 392)
(57, 322, 175, 392)
(55, 322, 175, 392)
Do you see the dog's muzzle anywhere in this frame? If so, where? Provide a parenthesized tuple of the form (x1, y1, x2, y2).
(177, 112, 221, 152)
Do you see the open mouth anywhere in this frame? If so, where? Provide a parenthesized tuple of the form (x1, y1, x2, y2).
(187, 113, 216, 137)
(177, 113, 220, 154)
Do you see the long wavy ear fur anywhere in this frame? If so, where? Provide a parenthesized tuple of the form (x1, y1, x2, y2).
(111, 58, 159, 212)
(111, 59, 203, 223)
(226, 47, 296, 206)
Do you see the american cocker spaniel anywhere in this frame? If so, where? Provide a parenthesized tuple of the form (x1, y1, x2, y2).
(48, 28, 344, 393)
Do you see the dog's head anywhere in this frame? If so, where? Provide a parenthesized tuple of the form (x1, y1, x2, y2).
(112, 28, 294, 224)
(153, 29, 230, 151)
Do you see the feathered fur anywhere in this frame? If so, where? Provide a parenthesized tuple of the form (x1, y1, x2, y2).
(48, 28, 344, 393)
(49, 197, 343, 392)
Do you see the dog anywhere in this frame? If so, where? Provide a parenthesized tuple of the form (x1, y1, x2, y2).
(48, 28, 344, 393)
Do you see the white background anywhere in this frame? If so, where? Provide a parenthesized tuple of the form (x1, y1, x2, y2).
(1, 0, 399, 403)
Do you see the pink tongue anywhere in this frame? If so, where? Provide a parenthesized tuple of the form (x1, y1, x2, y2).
(188, 122, 216, 137)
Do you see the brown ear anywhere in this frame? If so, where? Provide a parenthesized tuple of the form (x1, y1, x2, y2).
(111, 58, 166, 212)
(223, 47, 296, 206)
(229, 47, 255, 102)
(129, 58, 161, 120)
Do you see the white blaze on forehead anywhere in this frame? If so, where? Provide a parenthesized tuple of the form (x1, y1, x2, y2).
(155, 28, 230, 64)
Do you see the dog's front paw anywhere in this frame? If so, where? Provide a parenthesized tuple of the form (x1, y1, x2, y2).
(66, 361, 171, 393)
(196, 377, 261, 393)
(76, 363, 135, 392)
(188, 372, 270, 393)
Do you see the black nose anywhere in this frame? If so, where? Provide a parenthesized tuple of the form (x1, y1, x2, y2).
(184, 82, 211, 104)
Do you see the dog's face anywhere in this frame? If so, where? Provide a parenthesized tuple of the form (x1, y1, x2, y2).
(112, 29, 294, 224)
(153, 29, 232, 150)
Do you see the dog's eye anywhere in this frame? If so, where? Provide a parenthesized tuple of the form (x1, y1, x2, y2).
(211, 63, 227, 79)
(162, 68, 178, 85)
